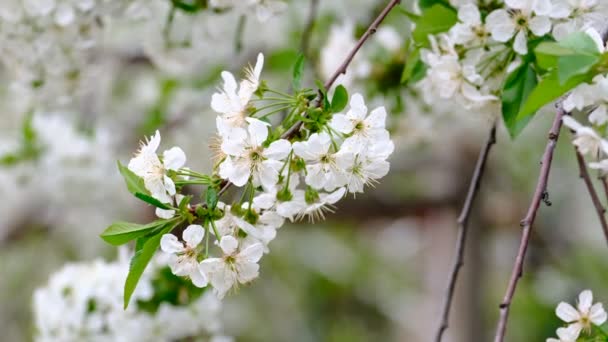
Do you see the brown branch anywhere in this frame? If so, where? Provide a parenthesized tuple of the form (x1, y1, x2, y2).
(434, 123, 497, 342)
(493, 106, 566, 342)
(573, 146, 608, 243)
(281, 0, 402, 140)
(600, 176, 608, 205)
(219, 0, 401, 197)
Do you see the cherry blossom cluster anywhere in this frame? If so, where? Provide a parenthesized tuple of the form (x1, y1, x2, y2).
(418, 0, 608, 110)
(547, 289, 607, 342)
(118, 52, 394, 300)
(0, 0, 287, 110)
(33, 249, 231, 341)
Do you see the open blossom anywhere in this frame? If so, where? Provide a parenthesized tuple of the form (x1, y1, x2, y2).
(340, 144, 392, 194)
(211, 53, 264, 127)
(199, 236, 264, 299)
(330, 93, 389, 153)
(295, 187, 346, 222)
(160, 225, 208, 288)
(449, 4, 491, 46)
(486, 0, 552, 54)
(562, 116, 608, 156)
(128, 130, 186, 204)
(554, 289, 607, 339)
(219, 118, 291, 189)
(293, 132, 350, 191)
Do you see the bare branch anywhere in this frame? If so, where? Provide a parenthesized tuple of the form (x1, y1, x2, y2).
(434, 123, 497, 342)
(281, 0, 402, 140)
(493, 105, 566, 342)
(573, 146, 608, 243)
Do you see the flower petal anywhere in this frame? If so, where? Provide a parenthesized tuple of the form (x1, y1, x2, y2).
(161, 234, 184, 254)
(556, 302, 580, 322)
(183, 224, 204, 248)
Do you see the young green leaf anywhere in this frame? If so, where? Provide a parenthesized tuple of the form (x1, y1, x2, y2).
(502, 63, 538, 138)
(292, 54, 305, 90)
(100, 219, 172, 246)
(124, 221, 177, 308)
(411, 4, 457, 46)
(205, 187, 219, 210)
(516, 69, 592, 121)
(135, 192, 172, 210)
(330, 85, 349, 113)
(117, 161, 148, 195)
(557, 54, 599, 84)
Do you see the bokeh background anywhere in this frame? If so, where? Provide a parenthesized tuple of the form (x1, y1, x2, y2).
(1, 1, 607, 341)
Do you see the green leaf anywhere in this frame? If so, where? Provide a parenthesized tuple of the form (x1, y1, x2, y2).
(419, 0, 452, 10)
(412, 4, 457, 46)
(205, 188, 219, 210)
(124, 221, 177, 309)
(135, 192, 172, 210)
(330, 85, 348, 113)
(517, 69, 592, 121)
(117, 161, 148, 195)
(502, 63, 538, 138)
(557, 54, 599, 84)
(558, 31, 602, 55)
(292, 54, 305, 90)
(401, 46, 426, 84)
(100, 220, 172, 246)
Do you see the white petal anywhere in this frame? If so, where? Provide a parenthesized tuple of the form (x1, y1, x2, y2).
(239, 243, 264, 263)
(513, 30, 528, 55)
(190, 268, 208, 288)
(529, 16, 551, 37)
(562, 116, 584, 131)
(330, 114, 354, 134)
(556, 302, 581, 322)
(246, 118, 270, 147)
(236, 261, 259, 283)
(161, 234, 185, 254)
(589, 303, 608, 325)
(264, 139, 291, 160)
(486, 10, 515, 42)
(183, 224, 205, 248)
(163, 147, 187, 170)
(556, 323, 582, 341)
(156, 208, 176, 219)
(219, 235, 238, 255)
(458, 4, 481, 25)
(578, 289, 594, 313)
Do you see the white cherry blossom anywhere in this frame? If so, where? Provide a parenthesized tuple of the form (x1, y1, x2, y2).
(562, 116, 608, 156)
(128, 130, 186, 204)
(555, 289, 607, 339)
(211, 53, 264, 127)
(486, 0, 552, 54)
(219, 118, 291, 189)
(160, 225, 208, 288)
(293, 132, 349, 191)
(199, 236, 264, 299)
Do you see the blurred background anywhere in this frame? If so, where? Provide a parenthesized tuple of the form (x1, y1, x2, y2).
(1, 0, 607, 341)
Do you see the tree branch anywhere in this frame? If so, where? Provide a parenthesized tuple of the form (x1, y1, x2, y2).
(493, 105, 566, 342)
(573, 146, 608, 244)
(281, 0, 402, 140)
(219, 0, 401, 197)
(434, 123, 497, 342)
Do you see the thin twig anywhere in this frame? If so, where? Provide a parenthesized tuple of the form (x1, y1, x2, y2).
(434, 123, 497, 342)
(300, 0, 319, 60)
(218, 0, 401, 197)
(600, 176, 608, 205)
(493, 105, 567, 342)
(281, 0, 402, 139)
(573, 146, 608, 243)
